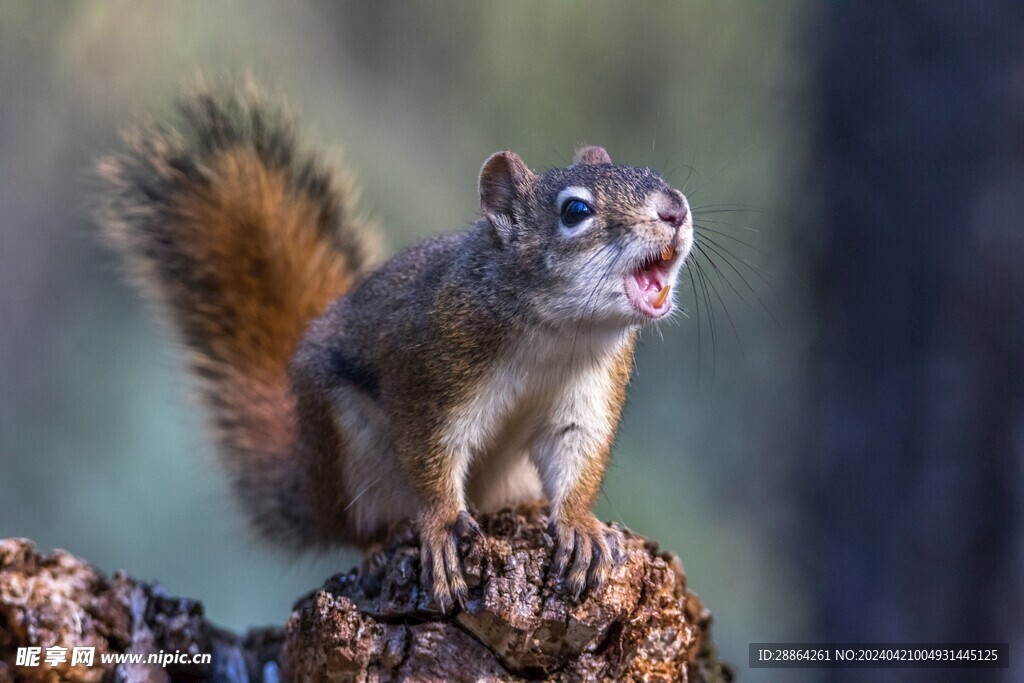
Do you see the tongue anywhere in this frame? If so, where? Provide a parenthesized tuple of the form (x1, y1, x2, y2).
(637, 269, 661, 293)
(635, 268, 670, 308)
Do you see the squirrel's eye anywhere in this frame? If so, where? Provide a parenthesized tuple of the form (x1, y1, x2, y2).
(560, 199, 594, 227)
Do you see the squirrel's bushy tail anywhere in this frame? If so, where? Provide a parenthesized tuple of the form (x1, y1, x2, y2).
(98, 86, 376, 547)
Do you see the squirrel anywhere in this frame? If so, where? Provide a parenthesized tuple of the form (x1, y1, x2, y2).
(97, 86, 693, 611)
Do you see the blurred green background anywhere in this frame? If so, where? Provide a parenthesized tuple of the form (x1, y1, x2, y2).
(0, 0, 806, 667)
(4, 3, 1020, 682)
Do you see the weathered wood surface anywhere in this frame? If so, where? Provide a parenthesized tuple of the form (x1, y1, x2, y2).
(0, 505, 730, 682)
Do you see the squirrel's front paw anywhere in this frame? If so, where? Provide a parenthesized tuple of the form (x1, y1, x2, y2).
(550, 514, 623, 600)
(419, 509, 482, 612)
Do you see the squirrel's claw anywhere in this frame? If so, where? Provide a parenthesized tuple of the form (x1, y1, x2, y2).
(454, 509, 485, 541)
(357, 545, 388, 597)
(420, 510, 480, 612)
(550, 515, 619, 600)
(604, 525, 626, 566)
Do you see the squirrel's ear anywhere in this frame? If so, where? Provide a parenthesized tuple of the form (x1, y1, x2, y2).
(572, 145, 612, 166)
(479, 151, 534, 232)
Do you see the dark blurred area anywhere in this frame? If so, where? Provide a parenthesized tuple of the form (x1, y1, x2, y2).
(0, 3, 1019, 681)
(800, 3, 1024, 681)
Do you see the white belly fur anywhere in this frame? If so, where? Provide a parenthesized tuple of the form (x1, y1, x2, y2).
(444, 326, 630, 511)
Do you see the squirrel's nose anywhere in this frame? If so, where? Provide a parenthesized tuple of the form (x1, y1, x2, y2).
(658, 204, 688, 228)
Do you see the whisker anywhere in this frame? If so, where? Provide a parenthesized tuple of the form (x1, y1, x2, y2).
(693, 244, 745, 359)
(600, 488, 627, 528)
(570, 242, 620, 361)
(343, 473, 386, 513)
(583, 244, 629, 356)
(699, 238, 779, 325)
(679, 150, 700, 194)
(691, 257, 719, 381)
(691, 215, 761, 232)
(698, 234, 777, 294)
(685, 264, 703, 379)
(691, 207, 768, 217)
(694, 242, 758, 308)
(681, 163, 740, 206)
(569, 245, 611, 359)
(691, 202, 767, 212)
(694, 223, 765, 254)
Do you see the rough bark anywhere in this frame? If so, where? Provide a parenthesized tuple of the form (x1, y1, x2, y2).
(0, 505, 730, 682)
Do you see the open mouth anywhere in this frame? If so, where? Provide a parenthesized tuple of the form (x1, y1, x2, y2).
(625, 245, 677, 319)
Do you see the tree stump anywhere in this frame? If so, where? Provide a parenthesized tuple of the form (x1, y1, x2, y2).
(0, 504, 730, 682)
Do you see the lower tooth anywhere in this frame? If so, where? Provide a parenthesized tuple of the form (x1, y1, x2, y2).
(653, 285, 671, 308)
